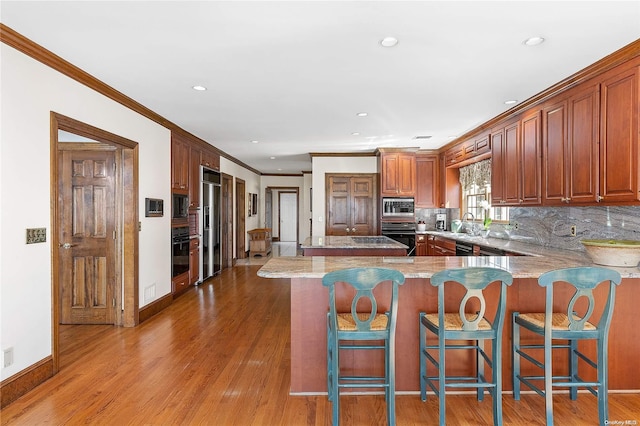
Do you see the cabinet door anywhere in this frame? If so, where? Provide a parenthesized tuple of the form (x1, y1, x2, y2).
(415, 155, 438, 208)
(380, 154, 400, 195)
(520, 110, 542, 205)
(568, 83, 599, 203)
(326, 175, 350, 235)
(201, 149, 220, 171)
(503, 121, 521, 205)
(189, 239, 199, 285)
(350, 176, 375, 235)
(415, 234, 427, 256)
(171, 138, 190, 192)
(326, 175, 376, 236)
(491, 129, 506, 205)
(542, 100, 568, 204)
(397, 153, 416, 195)
(599, 65, 639, 202)
(189, 146, 201, 209)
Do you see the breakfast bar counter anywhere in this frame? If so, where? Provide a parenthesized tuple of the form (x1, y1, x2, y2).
(257, 254, 640, 394)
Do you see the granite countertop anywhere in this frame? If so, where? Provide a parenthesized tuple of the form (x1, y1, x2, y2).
(259, 233, 640, 279)
(301, 235, 408, 249)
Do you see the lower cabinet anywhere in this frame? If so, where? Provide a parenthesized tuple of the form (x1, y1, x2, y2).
(415, 234, 428, 256)
(189, 238, 199, 285)
(172, 272, 189, 296)
(431, 236, 456, 256)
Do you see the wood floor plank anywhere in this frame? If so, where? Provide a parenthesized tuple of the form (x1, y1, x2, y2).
(1, 264, 638, 425)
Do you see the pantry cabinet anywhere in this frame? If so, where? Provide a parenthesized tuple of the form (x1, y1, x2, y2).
(378, 150, 416, 196)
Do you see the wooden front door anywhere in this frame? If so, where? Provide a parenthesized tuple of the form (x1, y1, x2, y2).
(59, 148, 116, 324)
(326, 174, 376, 236)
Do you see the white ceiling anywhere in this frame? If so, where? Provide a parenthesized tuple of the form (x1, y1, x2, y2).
(2, 1, 639, 174)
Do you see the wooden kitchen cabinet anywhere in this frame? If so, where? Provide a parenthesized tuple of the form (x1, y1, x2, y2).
(189, 238, 199, 285)
(378, 150, 416, 196)
(189, 146, 201, 209)
(415, 154, 439, 208)
(415, 233, 428, 256)
(326, 174, 376, 236)
(172, 271, 189, 296)
(171, 136, 190, 193)
(542, 83, 600, 205)
(491, 112, 542, 206)
(431, 236, 456, 256)
(599, 63, 639, 203)
(201, 148, 220, 171)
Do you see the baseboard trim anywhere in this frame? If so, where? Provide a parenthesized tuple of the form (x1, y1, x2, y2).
(139, 293, 173, 323)
(0, 356, 54, 408)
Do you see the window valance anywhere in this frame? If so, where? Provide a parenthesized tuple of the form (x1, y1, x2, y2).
(459, 159, 491, 192)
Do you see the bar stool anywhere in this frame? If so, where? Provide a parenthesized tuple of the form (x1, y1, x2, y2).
(419, 267, 513, 426)
(512, 266, 622, 425)
(322, 267, 405, 426)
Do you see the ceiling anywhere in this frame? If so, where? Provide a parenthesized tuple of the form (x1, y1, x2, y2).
(2, 1, 639, 174)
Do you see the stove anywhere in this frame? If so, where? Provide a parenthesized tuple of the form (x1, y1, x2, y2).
(381, 222, 416, 256)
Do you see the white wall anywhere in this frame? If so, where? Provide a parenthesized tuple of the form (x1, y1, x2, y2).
(311, 156, 378, 237)
(260, 175, 306, 243)
(0, 44, 171, 380)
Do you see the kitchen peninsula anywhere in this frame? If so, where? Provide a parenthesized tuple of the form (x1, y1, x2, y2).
(257, 253, 640, 395)
(301, 235, 408, 256)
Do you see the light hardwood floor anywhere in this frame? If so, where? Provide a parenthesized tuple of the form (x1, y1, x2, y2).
(2, 246, 639, 425)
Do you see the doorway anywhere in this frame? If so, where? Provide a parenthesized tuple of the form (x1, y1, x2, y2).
(221, 173, 233, 269)
(278, 192, 298, 242)
(235, 178, 246, 259)
(51, 113, 139, 373)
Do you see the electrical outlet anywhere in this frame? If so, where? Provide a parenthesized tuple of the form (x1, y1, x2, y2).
(570, 225, 577, 237)
(3, 347, 14, 368)
(514, 222, 519, 230)
(26, 228, 47, 244)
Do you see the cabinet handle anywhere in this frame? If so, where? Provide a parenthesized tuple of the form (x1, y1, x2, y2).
(346, 228, 350, 233)
(352, 228, 357, 232)
(597, 195, 604, 202)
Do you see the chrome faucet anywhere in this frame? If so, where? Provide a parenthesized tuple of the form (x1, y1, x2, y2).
(461, 212, 475, 233)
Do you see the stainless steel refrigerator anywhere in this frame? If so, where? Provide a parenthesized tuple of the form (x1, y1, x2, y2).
(201, 168, 221, 280)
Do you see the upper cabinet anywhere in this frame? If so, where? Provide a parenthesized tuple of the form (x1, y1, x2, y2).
(378, 149, 416, 196)
(189, 145, 201, 209)
(542, 83, 600, 205)
(541, 61, 639, 205)
(491, 111, 542, 206)
(201, 149, 220, 171)
(171, 135, 190, 193)
(415, 154, 439, 208)
(599, 63, 639, 203)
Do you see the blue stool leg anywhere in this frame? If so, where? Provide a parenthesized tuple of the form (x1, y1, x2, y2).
(598, 337, 609, 426)
(388, 336, 396, 425)
(419, 313, 427, 402)
(438, 334, 446, 426)
(512, 312, 521, 400)
(569, 339, 578, 401)
(494, 335, 503, 426)
(544, 332, 553, 425)
(477, 338, 485, 402)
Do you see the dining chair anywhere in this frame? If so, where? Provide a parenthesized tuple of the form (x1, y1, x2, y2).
(322, 267, 405, 426)
(419, 267, 513, 426)
(512, 266, 622, 425)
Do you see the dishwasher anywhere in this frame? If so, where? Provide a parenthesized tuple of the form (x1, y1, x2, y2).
(455, 241, 474, 256)
(477, 245, 506, 256)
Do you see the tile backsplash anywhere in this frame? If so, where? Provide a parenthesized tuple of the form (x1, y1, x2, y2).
(508, 206, 640, 251)
(416, 206, 640, 252)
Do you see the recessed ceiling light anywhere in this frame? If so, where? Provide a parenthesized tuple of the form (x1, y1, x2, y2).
(192, 85, 207, 91)
(356, 112, 368, 117)
(251, 140, 259, 144)
(277, 168, 282, 171)
(351, 132, 360, 136)
(380, 37, 399, 48)
(413, 135, 432, 140)
(523, 36, 545, 46)
(504, 99, 518, 105)
(270, 156, 276, 160)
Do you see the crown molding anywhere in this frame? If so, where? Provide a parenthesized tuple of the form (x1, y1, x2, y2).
(0, 23, 261, 176)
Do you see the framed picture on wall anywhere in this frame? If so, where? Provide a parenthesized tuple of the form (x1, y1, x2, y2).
(251, 193, 258, 216)
(248, 193, 253, 217)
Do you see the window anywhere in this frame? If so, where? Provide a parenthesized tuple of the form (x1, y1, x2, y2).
(459, 159, 509, 225)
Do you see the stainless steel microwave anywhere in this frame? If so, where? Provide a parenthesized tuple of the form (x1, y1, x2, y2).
(382, 197, 415, 217)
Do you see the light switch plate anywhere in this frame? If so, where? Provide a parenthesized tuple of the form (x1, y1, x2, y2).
(26, 228, 47, 244)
